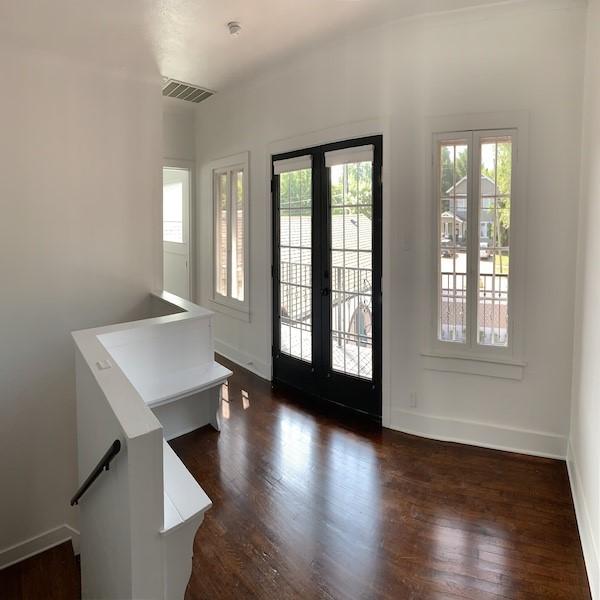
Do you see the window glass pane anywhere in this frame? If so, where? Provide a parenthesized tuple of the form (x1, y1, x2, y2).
(215, 172, 228, 296)
(439, 142, 468, 343)
(479, 137, 511, 346)
(279, 168, 312, 362)
(231, 169, 245, 301)
(163, 177, 183, 243)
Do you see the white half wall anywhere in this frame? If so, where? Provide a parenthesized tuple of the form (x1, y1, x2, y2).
(194, 0, 585, 458)
(0, 41, 162, 563)
(569, 0, 600, 595)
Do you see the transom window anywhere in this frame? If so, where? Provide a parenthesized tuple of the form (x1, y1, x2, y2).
(435, 130, 515, 350)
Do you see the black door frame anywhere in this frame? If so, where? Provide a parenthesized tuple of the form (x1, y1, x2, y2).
(272, 135, 383, 420)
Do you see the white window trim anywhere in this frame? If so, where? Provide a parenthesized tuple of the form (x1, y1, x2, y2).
(423, 112, 528, 379)
(208, 151, 250, 320)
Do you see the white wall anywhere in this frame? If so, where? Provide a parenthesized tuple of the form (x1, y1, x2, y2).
(163, 99, 196, 162)
(569, 0, 600, 595)
(194, 0, 585, 456)
(0, 42, 162, 562)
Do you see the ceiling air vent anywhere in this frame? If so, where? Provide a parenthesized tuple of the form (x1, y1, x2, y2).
(161, 79, 214, 104)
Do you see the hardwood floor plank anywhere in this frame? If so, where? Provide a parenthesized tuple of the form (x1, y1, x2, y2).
(0, 542, 80, 600)
(0, 356, 589, 600)
(174, 356, 591, 600)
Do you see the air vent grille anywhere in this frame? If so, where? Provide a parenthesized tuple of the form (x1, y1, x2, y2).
(162, 79, 214, 103)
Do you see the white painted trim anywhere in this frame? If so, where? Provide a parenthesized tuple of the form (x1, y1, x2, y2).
(390, 408, 568, 459)
(208, 298, 251, 322)
(266, 117, 392, 426)
(324, 145, 373, 167)
(567, 441, 599, 599)
(421, 350, 526, 367)
(214, 338, 271, 381)
(421, 352, 525, 380)
(273, 155, 312, 175)
(424, 112, 528, 366)
(207, 151, 251, 317)
(0, 524, 80, 570)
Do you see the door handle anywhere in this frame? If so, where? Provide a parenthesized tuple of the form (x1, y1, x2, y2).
(321, 288, 330, 297)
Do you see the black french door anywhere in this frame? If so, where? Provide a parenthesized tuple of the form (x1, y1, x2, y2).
(272, 136, 382, 419)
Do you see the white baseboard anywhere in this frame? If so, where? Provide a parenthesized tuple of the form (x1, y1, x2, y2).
(567, 441, 599, 599)
(214, 338, 271, 381)
(389, 408, 568, 459)
(0, 524, 80, 570)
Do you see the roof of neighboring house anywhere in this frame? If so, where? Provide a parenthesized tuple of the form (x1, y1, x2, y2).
(445, 174, 498, 197)
(444, 174, 497, 223)
(441, 211, 464, 223)
(280, 213, 372, 270)
(279, 213, 373, 321)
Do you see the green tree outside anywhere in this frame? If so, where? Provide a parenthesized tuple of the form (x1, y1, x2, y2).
(482, 140, 511, 273)
(280, 163, 373, 219)
(440, 145, 468, 210)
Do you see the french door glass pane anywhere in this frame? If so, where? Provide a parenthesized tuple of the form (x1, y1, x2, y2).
(279, 168, 312, 362)
(478, 136, 511, 346)
(215, 172, 228, 296)
(330, 161, 373, 380)
(438, 141, 468, 343)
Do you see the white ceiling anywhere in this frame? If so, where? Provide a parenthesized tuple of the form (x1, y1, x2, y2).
(154, 0, 512, 91)
(1, 0, 515, 92)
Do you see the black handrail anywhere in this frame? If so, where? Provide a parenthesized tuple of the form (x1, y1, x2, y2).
(70, 439, 122, 506)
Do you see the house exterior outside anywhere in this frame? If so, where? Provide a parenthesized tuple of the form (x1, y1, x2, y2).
(279, 212, 373, 379)
(441, 174, 496, 255)
(439, 174, 509, 345)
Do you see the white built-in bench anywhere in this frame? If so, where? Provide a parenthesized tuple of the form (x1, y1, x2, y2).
(161, 440, 212, 599)
(72, 291, 231, 599)
(98, 305, 231, 439)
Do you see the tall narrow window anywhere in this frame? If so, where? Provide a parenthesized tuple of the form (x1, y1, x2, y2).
(163, 165, 191, 300)
(435, 130, 515, 351)
(478, 135, 511, 346)
(163, 179, 184, 243)
(438, 139, 469, 343)
(212, 153, 249, 315)
(231, 169, 245, 301)
(215, 171, 229, 297)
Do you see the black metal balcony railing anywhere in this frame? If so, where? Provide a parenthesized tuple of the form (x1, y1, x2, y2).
(280, 263, 373, 324)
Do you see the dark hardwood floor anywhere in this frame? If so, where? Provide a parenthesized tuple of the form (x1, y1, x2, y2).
(0, 357, 590, 599)
(0, 541, 80, 600)
(175, 356, 591, 600)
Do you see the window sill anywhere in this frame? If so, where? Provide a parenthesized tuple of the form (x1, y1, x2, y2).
(208, 298, 251, 322)
(420, 351, 526, 380)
